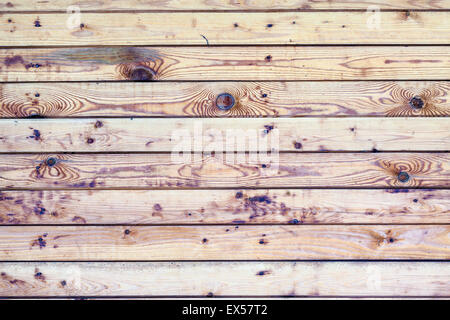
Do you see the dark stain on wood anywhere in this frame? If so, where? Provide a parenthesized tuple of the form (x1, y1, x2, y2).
(4, 55, 24, 67)
(1, 272, 26, 286)
(27, 128, 42, 141)
(34, 269, 45, 281)
(31, 235, 47, 249)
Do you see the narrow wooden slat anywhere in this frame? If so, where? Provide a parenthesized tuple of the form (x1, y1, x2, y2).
(0, 262, 448, 297)
(1, 153, 448, 189)
(1, 0, 449, 11)
(0, 225, 448, 260)
(2, 12, 450, 45)
(1, 189, 448, 225)
(1, 82, 449, 118)
(1, 118, 448, 152)
(1, 46, 449, 81)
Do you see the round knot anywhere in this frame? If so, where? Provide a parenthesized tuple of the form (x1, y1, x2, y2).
(409, 96, 424, 109)
(215, 93, 235, 111)
(397, 171, 410, 183)
(130, 67, 154, 81)
(45, 157, 57, 167)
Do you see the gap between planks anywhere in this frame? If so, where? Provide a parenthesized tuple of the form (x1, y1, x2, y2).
(0, 81, 449, 118)
(0, 262, 449, 297)
(1, 46, 449, 81)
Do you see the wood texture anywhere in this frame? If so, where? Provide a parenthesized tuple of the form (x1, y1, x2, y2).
(1, 46, 449, 81)
(1, 118, 448, 152)
(0, 225, 448, 260)
(0, 153, 448, 189)
(0, 262, 449, 297)
(1, 1, 449, 300)
(1, 189, 449, 225)
(1, 81, 449, 118)
(1, 0, 449, 11)
(2, 12, 450, 45)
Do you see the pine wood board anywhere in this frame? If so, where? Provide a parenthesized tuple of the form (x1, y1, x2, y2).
(1, 82, 449, 118)
(0, 153, 448, 189)
(0, 262, 448, 297)
(2, 12, 450, 45)
(1, 0, 449, 11)
(1, 189, 448, 225)
(1, 46, 449, 81)
(1, 118, 448, 152)
(0, 225, 448, 260)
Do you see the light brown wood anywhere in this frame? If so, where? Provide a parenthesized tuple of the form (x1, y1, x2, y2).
(0, 225, 448, 260)
(1, 189, 448, 225)
(1, 46, 449, 81)
(0, 153, 448, 189)
(1, 118, 448, 152)
(1, 81, 449, 118)
(1, 0, 449, 11)
(0, 262, 448, 297)
(2, 12, 450, 45)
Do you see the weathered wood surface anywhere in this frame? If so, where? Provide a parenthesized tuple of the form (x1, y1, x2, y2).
(1, 82, 449, 118)
(0, 262, 448, 297)
(1, 118, 448, 152)
(0, 225, 448, 260)
(1, 0, 449, 11)
(0, 153, 448, 189)
(2, 12, 450, 45)
(1, 189, 448, 225)
(1, 47, 449, 81)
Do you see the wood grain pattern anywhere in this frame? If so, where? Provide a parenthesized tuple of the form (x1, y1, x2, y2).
(1, 82, 449, 118)
(0, 262, 449, 297)
(1, 0, 449, 11)
(1, 46, 449, 81)
(1, 118, 448, 152)
(0, 225, 448, 260)
(0, 153, 448, 189)
(1, 189, 448, 225)
(2, 12, 450, 45)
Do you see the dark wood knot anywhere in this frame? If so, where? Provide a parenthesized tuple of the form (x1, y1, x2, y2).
(130, 66, 155, 81)
(409, 96, 424, 109)
(215, 93, 235, 111)
(45, 157, 57, 167)
(397, 171, 410, 183)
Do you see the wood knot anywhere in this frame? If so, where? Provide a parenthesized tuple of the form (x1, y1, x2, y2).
(130, 66, 154, 81)
(409, 96, 424, 109)
(215, 93, 235, 111)
(45, 157, 57, 167)
(397, 171, 410, 183)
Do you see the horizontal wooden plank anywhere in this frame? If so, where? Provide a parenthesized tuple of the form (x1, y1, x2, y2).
(1, 189, 448, 225)
(0, 262, 448, 297)
(2, 0, 450, 11)
(0, 225, 448, 260)
(1, 81, 449, 118)
(2, 12, 450, 45)
(0, 0, 450, 12)
(1, 118, 448, 152)
(1, 153, 448, 189)
(1, 46, 449, 81)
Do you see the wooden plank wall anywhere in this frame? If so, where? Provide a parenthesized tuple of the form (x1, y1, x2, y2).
(0, 0, 449, 299)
